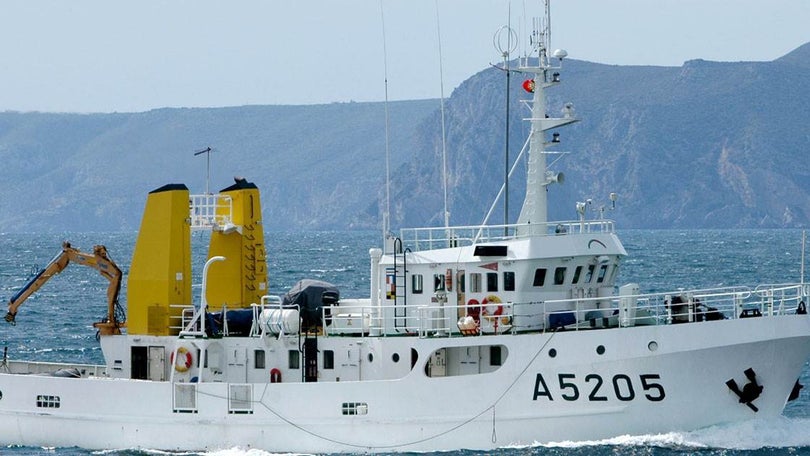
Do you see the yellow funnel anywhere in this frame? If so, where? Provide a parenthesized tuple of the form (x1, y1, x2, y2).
(126, 184, 192, 335)
(205, 178, 268, 310)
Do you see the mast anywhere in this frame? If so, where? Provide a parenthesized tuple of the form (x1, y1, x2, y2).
(194, 147, 214, 195)
(494, 19, 517, 235)
(435, 0, 450, 230)
(380, 1, 392, 243)
(516, 0, 577, 235)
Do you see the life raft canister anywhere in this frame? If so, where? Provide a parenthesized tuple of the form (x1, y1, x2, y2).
(171, 346, 194, 373)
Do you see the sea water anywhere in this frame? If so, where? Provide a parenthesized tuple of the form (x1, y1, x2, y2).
(1, 229, 809, 455)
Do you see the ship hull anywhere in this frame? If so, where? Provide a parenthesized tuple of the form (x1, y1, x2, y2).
(1, 315, 808, 452)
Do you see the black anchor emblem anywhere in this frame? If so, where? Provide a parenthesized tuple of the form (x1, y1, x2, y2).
(725, 368, 763, 412)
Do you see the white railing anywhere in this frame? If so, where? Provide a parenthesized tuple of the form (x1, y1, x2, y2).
(316, 283, 807, 338)
(161, 284, 808, 341)
(172, 304, 200, 335)
(189, 194, 233, 231)
(399, 220, 615, 251)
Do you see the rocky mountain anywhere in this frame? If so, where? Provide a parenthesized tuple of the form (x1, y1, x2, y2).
(385, 43, 810, 229)
(1, 43, 809, 233)
(0, 101, 436, 232)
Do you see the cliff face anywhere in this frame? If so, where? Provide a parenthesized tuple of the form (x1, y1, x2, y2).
(1, 43, 809, 233)
(386, 45, 810, 229)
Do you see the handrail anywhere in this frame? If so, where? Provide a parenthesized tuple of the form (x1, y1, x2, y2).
(313, 283, 806, 339)
(399, 220, 614, 251)
(189, 194, 234, 231)
(164, 283, 806, 341)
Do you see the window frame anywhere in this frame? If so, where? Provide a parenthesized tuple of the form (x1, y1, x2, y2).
(503, 271, 515, 291)
(533, 268, 547, 287)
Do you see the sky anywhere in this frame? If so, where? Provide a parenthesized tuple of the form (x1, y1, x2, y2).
(0, 0, 808, 113)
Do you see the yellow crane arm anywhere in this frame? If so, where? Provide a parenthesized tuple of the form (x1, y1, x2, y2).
(5, 241, 125, 335)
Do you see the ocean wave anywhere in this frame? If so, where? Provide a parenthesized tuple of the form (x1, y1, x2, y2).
(205, 449, 309, 456)
(684, 416, 810, 449)
(309, 267, 353, 273)
(92, 449, 201, 456)
(540, 416, 810, 450)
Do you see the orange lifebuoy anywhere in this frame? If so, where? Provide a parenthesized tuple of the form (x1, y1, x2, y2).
(482, 295, 503, 318)
(482, 295, 511, 330)
(270, 368, 282, 383)
(466, 298, 481, 323)
(171, 346, 193, 373)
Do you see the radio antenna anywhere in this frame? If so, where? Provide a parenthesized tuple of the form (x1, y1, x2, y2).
(193, 147, 214, 195)
(380, 1, 392, 239)
(435, 0, 450, 230)
(494, 6, 517, 234)
(799, 230, 807, 285)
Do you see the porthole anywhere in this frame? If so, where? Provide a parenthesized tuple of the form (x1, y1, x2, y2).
(367, 353, 374, 363)
(392, 353, 400, 363)
(648, 341, 659, 352)
(548, 348, 557, 358)
(596, 345, 606, 355)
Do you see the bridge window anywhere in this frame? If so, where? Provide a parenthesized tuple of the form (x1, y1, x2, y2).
(533, 268, 547, 287)
(503, 271, 515, 291)
(554, 267, 566, 285)
(572, 266, 583, 284)
(585, 265, 595, 283)
(470, 273, 482, 292)
(288, 350, 300, 369)
(324, 350, 334, 369)
(597, 265, 608, 283)
(434, 274, 445, 291)
(412, 274, 423, 294)
(486, 273, 498, 292)
(254, 350, 265, 369)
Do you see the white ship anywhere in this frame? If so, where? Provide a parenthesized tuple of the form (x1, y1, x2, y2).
(2, 2, 809, 452)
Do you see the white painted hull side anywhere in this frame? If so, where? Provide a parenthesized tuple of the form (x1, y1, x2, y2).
(1, 315, 808, 452)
